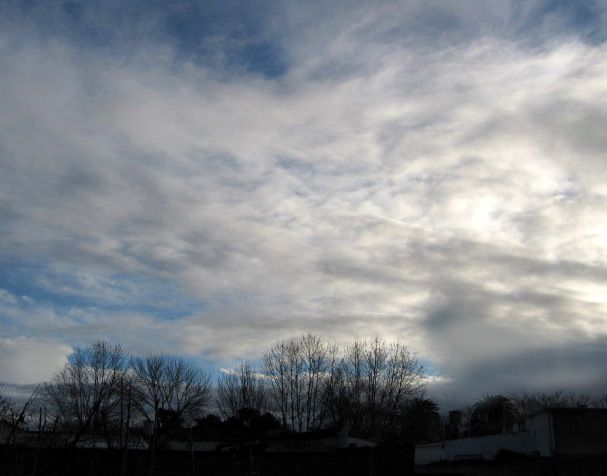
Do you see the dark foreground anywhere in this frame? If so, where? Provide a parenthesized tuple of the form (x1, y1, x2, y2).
(416, 455, 607, 476)
(0, 444, 413, 476)
(4, 444, 607, 475)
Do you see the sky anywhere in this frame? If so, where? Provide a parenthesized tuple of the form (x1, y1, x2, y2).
(1, 0, 607, 407)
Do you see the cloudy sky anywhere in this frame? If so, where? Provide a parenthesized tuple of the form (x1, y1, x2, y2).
(1, 0, 607, 405)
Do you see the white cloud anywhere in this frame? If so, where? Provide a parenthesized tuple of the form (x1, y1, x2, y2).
(0, 337, 71, 385)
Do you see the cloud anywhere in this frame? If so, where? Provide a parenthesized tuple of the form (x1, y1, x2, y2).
(0, 1, 606, 402)
(429, 338, 607, 408)
(0, 337, 71, 385)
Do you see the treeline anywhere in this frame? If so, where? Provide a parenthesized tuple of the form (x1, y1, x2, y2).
(1, 335, 427, 446)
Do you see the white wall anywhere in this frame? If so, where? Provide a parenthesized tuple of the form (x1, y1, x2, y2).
(525, 412, 553, 457)
(416, 432, 536, 465)
(415, 443, 446, 465)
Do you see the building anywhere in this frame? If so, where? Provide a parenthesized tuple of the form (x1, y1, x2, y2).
(416, 408, 607, 465)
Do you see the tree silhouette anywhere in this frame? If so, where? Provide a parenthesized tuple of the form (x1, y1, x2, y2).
(263, 334, 337, 432)
(509, 390, 591, 421)
(326, 338, 425, 437)
(43, 341, 126, 446)
(131, 353, 211, 444)
(400, 397, 441, 443)
(216, 362, 266, 419)
(469, 394, 516, 436)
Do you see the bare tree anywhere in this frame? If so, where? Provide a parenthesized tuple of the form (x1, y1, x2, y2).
(131, 354, 211, 430)
(263, 335, 337, 432)
(0, 389, 13, 416)
(300, 334, 337, 431)
(263, 338, 303, 431)
(331, 338, 425, 436)
(381, 340, 425, 426)
(592, 393, 607, 409)
(330, 339, 365, 432)
(43, 341, 126, 446)
(263, 336, 423, 435)
(216, 362, 266, 419)
(323, 363, 350, 430)
(509, 390, 592, 421)
(0, 388, 18, 444)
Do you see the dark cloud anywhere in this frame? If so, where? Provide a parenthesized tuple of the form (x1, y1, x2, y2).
(430, 339, 607, 408)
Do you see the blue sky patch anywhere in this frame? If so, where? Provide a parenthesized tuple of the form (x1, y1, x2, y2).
(0, 259, 205, 321)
